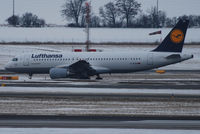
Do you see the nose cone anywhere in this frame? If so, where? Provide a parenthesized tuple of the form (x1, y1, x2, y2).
(5, 62, 12, 71)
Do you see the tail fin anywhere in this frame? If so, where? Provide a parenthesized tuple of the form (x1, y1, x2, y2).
(153, 19, 189, 52)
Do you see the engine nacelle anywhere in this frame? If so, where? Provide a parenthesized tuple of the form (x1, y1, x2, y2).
(49, 68, 69, 79)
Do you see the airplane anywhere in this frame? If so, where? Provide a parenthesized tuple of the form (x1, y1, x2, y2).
(5, 19, 193, 80)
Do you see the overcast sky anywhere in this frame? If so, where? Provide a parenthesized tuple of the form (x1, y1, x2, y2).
(1, 0, 200, 25)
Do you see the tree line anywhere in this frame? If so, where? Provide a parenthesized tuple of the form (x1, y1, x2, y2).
(61, 0, 141, 27)
(61, 0, 200, 28)
(6, 0, 200, 28)
(7, 13, 45, 27)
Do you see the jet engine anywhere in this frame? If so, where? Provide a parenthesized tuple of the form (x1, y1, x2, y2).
(49, 68, 70, 79)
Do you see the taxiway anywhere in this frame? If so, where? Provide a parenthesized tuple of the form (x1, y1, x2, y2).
(0, 71, 199, 129)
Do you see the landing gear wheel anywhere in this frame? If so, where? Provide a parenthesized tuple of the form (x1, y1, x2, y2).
(28, 73, 33, 79)
(96, 74, 103, 80)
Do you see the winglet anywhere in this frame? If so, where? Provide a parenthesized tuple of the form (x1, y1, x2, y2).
(153, 19, 189, 52)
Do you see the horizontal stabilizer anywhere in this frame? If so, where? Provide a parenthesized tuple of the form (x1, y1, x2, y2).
(166, 54, 181, 59)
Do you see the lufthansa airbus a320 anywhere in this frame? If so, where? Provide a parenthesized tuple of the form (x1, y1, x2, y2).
(5, 19, 193, 79)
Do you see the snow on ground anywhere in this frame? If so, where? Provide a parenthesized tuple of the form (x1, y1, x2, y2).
(0, 87, 200, 95)
(0, 128, 199, 134)
(0, 27, 200, 43)
(1, 87, 199, 116)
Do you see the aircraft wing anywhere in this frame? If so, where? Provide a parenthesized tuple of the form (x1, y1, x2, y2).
(55, 60, 110, 79)
(56, 60, 96, 79)
(68, 60, 97, 76)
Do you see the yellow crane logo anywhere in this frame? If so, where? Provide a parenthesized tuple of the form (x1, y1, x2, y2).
(170, 29, 184, 43)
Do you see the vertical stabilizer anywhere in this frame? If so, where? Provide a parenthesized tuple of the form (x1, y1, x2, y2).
(153, 19, 189, 52)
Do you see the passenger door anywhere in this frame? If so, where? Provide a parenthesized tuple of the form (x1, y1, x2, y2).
(23, 57, 29, 66)
(147, 53, 153, 65)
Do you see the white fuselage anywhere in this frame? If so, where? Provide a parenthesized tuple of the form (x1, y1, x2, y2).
(5, 51, 193, 75)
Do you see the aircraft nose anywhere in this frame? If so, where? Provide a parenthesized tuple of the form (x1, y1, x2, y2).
(5, 62, 12, 71)
(5, 64, 9, 70)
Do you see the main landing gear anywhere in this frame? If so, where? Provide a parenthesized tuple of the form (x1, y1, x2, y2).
(96, 74, 102, 80)
(28, 73, 33, 79)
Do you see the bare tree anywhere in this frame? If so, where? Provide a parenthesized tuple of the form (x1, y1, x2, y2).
(99, 2, 119, 27)
(159, 10, 167, 27)
(147, 7, 158, 28)
(90, 15, 101, 27)
(7, 15, 20, 26)
(134, 14, 151, 28)
(116, 0, 141, 27)
(147, 6, 167, 28)
(165, 17, 177, 27)
(61, 0, 87, 27)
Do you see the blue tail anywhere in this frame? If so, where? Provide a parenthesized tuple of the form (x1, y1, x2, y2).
(153, 19, 189, 52)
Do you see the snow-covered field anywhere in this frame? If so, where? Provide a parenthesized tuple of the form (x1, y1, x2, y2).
(0, 27, 200, 43)
(0, 128, 199, 134)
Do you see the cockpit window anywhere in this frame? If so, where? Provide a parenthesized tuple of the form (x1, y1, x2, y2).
(12, 58, 18, 61)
